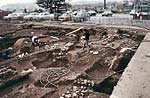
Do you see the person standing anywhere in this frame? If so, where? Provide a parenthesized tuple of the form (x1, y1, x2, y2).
(82, 29, 90, 50)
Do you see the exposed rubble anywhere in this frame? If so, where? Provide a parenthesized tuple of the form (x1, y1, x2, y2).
(0, 21, 148, 98)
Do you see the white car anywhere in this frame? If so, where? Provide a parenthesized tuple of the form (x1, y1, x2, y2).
(3, 13, 18, 20)
(17, 13, 28, 19)
(73, 10, 90, 22)
(49, 13, 62, 21)
(72, 11, 77, 16)
(88, 10, 97, 16)
(102, 11, 113, 17)
(34, 12, 53, 21)
(24, 13, 39, 20)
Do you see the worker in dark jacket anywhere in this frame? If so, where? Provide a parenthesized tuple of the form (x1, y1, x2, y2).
(82, 29, 90, 50)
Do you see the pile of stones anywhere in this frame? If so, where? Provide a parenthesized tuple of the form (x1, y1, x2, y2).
(60, 78, 95, 98)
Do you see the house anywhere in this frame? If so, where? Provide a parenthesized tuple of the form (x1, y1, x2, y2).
(123, 0, 134, 13)
(132, 0, 150, 20)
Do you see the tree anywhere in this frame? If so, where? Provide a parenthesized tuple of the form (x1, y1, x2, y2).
(36, 0, 68, 13)
(36, 0, 53, 12)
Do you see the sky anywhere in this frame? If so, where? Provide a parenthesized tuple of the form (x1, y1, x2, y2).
(0, 0, 123, 7)
(0, 0, 35, 6)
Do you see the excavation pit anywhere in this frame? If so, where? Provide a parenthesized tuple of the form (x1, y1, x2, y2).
(0, 21, 148, 98)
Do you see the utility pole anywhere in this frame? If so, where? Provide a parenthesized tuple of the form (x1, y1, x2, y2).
(104, 0, 106, 9)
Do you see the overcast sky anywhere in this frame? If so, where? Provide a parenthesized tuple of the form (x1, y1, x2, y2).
(0, 0, 123, 6)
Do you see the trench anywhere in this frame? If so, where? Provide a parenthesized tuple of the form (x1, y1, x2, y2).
(0, 74, 29, 90)
(90, 44, 142, 96)
(84, 33, 145, 96)
(92, 72, 121, 95)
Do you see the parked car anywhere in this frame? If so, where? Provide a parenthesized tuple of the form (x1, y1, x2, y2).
(49, 14, 56, 21)
(72, 11, 77, 16)
(3, 13, 28, 20)
(34, 12, 53, 21)
(73, 10, 89, 22)
(130, 9, 136, 15)
(102, 11, 113, 17)
(24, 13, 39, 20)
(3, 13, 18, 20)
(54, 13, 62, 21)
(88, 10, 97, 16)
(58, 13, 72, 21)
(17, 13, 28, 19)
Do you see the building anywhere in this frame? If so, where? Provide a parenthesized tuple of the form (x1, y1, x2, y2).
(132, 0, 150, 20)
(123, 0, 134, 13)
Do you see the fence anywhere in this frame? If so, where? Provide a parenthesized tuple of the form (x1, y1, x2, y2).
(88, 16, 150, 29)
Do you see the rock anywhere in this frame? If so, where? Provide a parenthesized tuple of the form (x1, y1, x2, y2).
(90, 51, 93, 54)
(80, 86, 84, 89)
(58, 53, 62, 55)
(91, 81, 95, 87)
(62, 94, 65, 97)
(45, 45, 50, 50)
(83, 79, 87, 85)
(122, 34, 130, 37)
(21, 69, 34, 74)
(81, 36, 85, 40)
(66, 91, 70, 94)
(76, 90, 79, 93)
(93, 51, 99, 55)
(65, 93, 71, 98)
(81, 89, 88, 93)
(33, 67, 37, 70)
(18, 54, 24, 58)
(65, 42, 74, 47)
(72, 92, 77, 97)
(31, 32, 35, 34)
(73, 86, 78, 91)
(87, 80, 91, 83)
(50, 36, 59, 40)
(119, 48, 134, 53)
(80, 92, 84, 96)
(53, 59, 56, 62)
(19, 86, 27, 94)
